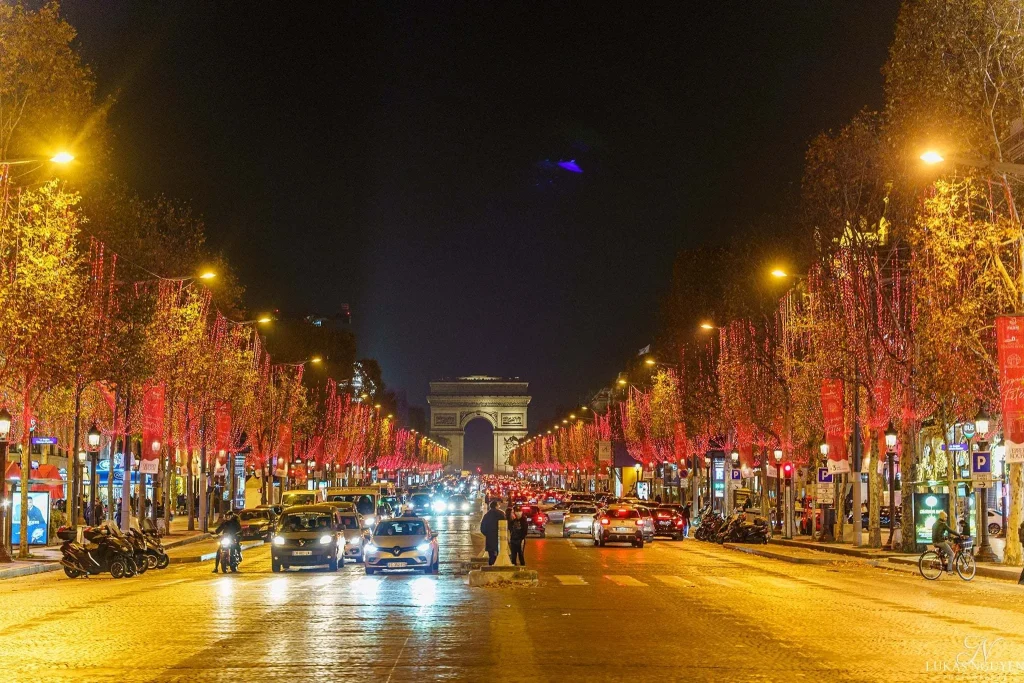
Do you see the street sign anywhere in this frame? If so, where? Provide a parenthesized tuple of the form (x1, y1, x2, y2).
(597, 441, 612, 462)
(766, 465, 778, 478)
(962, 422, 976, 439)
(817, 467, 833, 484)
(826, 458, 850, 475)
(816, 483, 835, 504)
(730, 468, 741, 481)
(30, 436, 57, 446)
(972, 451, 993, 489)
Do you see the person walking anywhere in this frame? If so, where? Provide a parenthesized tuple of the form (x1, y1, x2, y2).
(681, 502, 692, 537)
(508, 507, 528, 566)
(479, 500, 503, 566)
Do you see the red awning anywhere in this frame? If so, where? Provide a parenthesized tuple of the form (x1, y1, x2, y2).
(5, 462, 66, 497)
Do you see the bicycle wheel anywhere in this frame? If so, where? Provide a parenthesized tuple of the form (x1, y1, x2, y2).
(955, 551, 976, 581)
(918, 550, 943, 580)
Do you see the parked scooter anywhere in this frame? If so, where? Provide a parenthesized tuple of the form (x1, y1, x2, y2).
(712, 511, 771, 544)
(58, 522, 137, 578)
(138, 519, 171, 569)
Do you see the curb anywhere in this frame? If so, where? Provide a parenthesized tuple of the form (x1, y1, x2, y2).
(886, 555, 1023, 582)
(770, 538, 906, 560)
(723, 542, 839, 565)
(162, 533, 211, 549)
(0, 561, 61, 581)
(168, 539, 264, 564)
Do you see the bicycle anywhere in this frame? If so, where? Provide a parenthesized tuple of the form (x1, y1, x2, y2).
(919, 537, 976, 581)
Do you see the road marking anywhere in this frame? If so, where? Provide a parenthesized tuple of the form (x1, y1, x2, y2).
(554, 575, 588, 585)
(703, 576, 746, 589)
(654, 575, 696, 588)
(154, 578, 188, 588)
(604, 574, 647, 587)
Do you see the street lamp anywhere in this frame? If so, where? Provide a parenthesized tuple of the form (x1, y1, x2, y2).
(920, 149, 1024, 175)
(883, 422, 898, 550)
(730, 449, 739, 466)
(773, 448, 783, 532)
(0, 407, 12, 562)
(974, 408, 999, 562)
(87, 423, 102, 525)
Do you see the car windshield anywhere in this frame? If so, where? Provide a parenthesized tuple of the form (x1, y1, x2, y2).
(375, 520, 426, 537)
(608, 509, 640, 519)
(569, 506, 596, 514)
(339, 516, 360, 530)
(282, 492, 316, 506)
(239, 510, 269, 521)
(279, 512, 333, 532)
(411, 494, 431, 505)
(327, 494, 376, 515)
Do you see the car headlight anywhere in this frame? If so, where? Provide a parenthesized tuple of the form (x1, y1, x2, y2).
(220, 537, 232, 548)
(363, 515, 375, 527)
(365, 544, 379, 553)
(273, 536, 285, 546)
(416, 543, 431, 553)
(319, 535, 332, 545)
(461, 503, 469, 511)
(432, 501, 446, 513)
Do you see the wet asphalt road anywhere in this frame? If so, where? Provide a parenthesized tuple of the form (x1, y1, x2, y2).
(4, 510, 1024, 682)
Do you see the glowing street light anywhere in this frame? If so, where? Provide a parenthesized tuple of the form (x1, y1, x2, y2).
(770, 269, 789, 278)
(199, 271, 217, 280)
(50, 151, 75, 164)
(920, 150, 944, 164)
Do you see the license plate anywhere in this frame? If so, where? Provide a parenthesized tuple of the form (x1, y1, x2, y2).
(387, 561, 405, 568)
(614, 527, 630, 533)
(292, 550, 312, 556)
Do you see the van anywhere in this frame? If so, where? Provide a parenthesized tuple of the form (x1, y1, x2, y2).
(281, 488, 326, 508)
(325, 487, 384, 527)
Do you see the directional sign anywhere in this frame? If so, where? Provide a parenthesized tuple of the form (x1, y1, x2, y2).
(30, 436, 57, 446)
(817, 467, 833, 484)
(816, 483, 835, 504)
(972, 451, 993, 489)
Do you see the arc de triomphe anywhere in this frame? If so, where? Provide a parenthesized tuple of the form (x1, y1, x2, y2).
(427, 376, 529, 473)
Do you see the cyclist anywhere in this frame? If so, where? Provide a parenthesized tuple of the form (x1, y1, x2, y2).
(932, 510, 961, 573)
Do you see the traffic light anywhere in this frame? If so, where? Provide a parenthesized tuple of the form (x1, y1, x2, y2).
(782, 462, 795, 479)
(476, 467, 482, 473)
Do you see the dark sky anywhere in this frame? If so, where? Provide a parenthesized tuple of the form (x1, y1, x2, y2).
(64, 2, 901, 430)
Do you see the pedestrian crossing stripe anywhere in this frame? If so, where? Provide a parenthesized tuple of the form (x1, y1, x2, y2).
(604, 574, 647, 587)
(654, 575, 695, 588)
(554, 575, 588, 585)
(703, 575, 745, 589)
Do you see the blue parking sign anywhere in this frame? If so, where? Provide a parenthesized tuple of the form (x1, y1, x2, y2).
(817, 467, 833, 484)
(730, 469, 741, 481)
(972, 452, 991, 474)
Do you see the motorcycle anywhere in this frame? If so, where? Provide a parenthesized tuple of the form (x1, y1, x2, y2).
(712, 512, 770, 544)
(58, 522, 137, 579)
(217, 534, 240, 573)
(139, 519, 171, 569)
(125, 528, 171, 571)
(694, 510, 725, 541)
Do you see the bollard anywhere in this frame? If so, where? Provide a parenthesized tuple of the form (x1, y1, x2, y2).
(494, 519, 512, 567)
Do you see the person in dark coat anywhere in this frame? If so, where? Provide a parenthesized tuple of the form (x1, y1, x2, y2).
(479, 501, 503, 566)
(508, 507, 529, 566)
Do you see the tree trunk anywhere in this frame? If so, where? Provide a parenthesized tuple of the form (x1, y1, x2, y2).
(867, 430, 882, 548)
(898, 422, 918, 553)
(1005, 462, 1023, 565)
(186, 447, 195, 532)
(18, 381, 32, 558)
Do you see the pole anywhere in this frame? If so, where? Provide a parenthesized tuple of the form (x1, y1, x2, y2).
(0, 441, 10, 562)
(784, 479, 793, 539)
(775, 469, 782, 532)
(852, 380, 863, 547)
(198, 411, 208, 533)
(68, 388, 80, 527)
(884, 450, 896, 549)
(976, 441, 998, 562)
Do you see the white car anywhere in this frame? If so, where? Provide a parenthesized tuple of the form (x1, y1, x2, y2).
(562, 504, 598, 537)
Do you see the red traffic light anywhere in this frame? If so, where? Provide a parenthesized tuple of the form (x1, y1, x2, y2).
(476, 467, 482, 473)
(782, 462, 794, 478)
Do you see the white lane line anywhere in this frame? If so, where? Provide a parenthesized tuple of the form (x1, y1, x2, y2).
(385, 635, 411, 683)
(703, 576, 746, 589)
(154, 578, 188, 588)
(554, 575, 588, 585)
(605, 574, 647, 587)
(654, 575, 696, 588)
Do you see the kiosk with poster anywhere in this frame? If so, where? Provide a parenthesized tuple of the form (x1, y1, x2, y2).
(10, 491, 50, 546)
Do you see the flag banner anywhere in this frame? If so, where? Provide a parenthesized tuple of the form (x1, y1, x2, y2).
(997, 316, 1024, 463)
(821, 379, 850, 474)
(140, 384, 165, 474)
(275, 423, 291, 477)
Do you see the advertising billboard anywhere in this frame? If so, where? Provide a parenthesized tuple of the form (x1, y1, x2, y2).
(914, 493, 949, 545)
(10, 491, 50, 546)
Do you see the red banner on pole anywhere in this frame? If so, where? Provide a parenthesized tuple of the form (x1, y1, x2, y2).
(140, 384, 165, 474)
(997, 316, 1024, 463)
(214, 403, 232, 474)
(821, 379, 849, 474)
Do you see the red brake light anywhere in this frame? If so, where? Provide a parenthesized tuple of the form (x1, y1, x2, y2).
(534, 514, 545, 524)
(600, 517, 609, 525)
(657, 513, 669, 519)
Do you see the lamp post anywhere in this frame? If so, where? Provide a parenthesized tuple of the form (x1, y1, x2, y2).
(729, 449, 739, 514)
(87, 423, 101, 525)
(773, 448, 783, 533)
(973, 409, 999, 562)
(817, 440, 829, 540)
(883, 422, 898, 550)
(0, 408, 12, 562)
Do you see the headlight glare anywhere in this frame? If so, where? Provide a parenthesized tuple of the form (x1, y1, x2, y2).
(273, 535, 285, 546)
(416, 542, 431, 553)
(319, 535, 332, 545)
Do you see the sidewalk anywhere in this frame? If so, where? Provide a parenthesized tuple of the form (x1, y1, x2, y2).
(0, 519, 211, 581)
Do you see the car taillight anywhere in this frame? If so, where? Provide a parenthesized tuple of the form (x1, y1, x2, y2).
(600, 517, 609, 525)
(534, 514, 545, 524)
(657, 514, 669, 519)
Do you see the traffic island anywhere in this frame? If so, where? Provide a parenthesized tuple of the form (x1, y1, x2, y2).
(468, 566, 538, 587)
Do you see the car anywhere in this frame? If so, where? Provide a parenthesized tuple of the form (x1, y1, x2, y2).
(516, 504, 548, 537)
(634, 505, 656, 542)
(381, 495, 404, 515)
(593, 506, 645, 547)
(562, 504, 598, 537)
(542, 501, 568, 523)
(323, 500, 357, 514)
(280, 489, 326, 508)
(237, 507, 276, 540)
(364, 516, 440, 575)
(271, 504, 347, 572)
(324, 487, 382, 527)
(337, 512, 371, 563)
(652, 505, 686, 540)
(446, 494, 472, 515)
(257, 504, 283, 518)
(408, 492, 434, 516)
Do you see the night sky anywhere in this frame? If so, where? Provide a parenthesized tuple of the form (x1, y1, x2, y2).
(64, 2, 901, 430)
